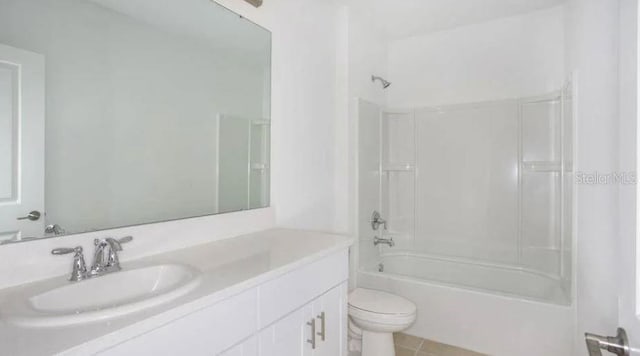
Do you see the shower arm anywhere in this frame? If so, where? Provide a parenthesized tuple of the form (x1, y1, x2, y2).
(371, 75, 391, 89)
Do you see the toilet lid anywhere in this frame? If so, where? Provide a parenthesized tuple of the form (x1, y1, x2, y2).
(348, 288, 416, 315)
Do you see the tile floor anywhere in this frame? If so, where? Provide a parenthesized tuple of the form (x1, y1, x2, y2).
(393, 333, 487, 356)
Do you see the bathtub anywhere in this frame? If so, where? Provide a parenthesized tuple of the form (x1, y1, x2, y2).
(357, 252, 575, 356)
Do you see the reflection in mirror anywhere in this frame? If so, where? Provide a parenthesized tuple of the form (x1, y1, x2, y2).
(0, 0, 271, 243)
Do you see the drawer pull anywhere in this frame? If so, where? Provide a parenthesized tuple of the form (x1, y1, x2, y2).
(317, 312, 326, 341)
(307, 318, 316, 349)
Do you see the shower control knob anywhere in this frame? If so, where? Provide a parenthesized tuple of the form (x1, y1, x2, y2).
(371, 210, 387, 230)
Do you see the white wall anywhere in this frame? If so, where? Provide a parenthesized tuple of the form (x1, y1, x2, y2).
(347, 11, 388, 108)
(386, 6, 566, 108)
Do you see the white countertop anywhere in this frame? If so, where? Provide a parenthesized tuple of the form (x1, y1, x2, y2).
(0, 228, 353, 356)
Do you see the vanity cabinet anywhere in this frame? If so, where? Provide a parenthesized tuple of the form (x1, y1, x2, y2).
(98, 250, 348, 356)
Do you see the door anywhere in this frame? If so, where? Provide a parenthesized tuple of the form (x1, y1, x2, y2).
(585, 0, 640, 354)
(617, 0, 640, 354)
(0, 43, 44, 242)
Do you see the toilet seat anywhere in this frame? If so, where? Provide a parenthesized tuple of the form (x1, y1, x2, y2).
(349, 307, 416, 326)
(348, 288, 416, 325)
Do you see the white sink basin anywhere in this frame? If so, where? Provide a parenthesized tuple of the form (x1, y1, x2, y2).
(3, 264, 201, 327)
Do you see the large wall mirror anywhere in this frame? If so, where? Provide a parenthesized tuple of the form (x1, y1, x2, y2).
(0, 0, 271, 243)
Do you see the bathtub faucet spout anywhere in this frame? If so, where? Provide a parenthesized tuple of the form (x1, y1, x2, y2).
(374, 236, 395, 247)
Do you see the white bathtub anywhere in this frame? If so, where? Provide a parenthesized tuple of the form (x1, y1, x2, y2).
(357, 253, 575, 356)
(374, 252, 570, 305)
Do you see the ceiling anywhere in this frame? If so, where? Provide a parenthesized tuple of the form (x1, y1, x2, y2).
(92, 0, 270, 54)
(345, 0, 566, 40)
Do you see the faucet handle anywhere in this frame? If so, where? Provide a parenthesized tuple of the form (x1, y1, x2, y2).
(104, 236, 133, 270)
(110, 236, 132, 250)
(51, 246, 87, 281)
(95, 235, 132, 248)
(103, 235, 132, 250)
(52, 246, 83, 255)
(118, 235, 133, 244)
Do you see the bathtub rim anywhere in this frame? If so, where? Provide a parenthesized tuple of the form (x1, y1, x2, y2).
(359, 251, 572, 307)
(377, 250, 568, 281)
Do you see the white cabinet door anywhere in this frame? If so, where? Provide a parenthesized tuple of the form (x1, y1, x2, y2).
(258, 283, 348, 356)
(0, 43, 44, 242)
(313, 282, 347, 356)
(258, 303, 315, 356)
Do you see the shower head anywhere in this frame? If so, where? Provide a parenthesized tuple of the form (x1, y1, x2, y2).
(372, 75, 391, 89)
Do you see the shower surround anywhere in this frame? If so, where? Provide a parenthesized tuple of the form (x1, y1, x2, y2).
(355, 83, 574, 355)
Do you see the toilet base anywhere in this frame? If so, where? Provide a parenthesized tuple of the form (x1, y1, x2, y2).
(362, 330, 395, 356)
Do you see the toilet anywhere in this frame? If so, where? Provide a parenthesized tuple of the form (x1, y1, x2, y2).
(348, 288, 417, 356)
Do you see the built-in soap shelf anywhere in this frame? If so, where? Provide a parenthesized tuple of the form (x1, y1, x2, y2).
(251, 119, 270, 126)
(521, 161, 564, 173)
(251, 163, 270, 170)
(382, 163, 415, 172)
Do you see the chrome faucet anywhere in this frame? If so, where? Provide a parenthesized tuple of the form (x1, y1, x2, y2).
(52, 236, 133, 281)
(374, 236, 395, 247)
(45, 224, 66, 236)
(90, 236, 133, 276)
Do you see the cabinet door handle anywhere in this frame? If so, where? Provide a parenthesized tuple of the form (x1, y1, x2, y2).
(317, 312, 326, 341)
(307, 318, 316, 349)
